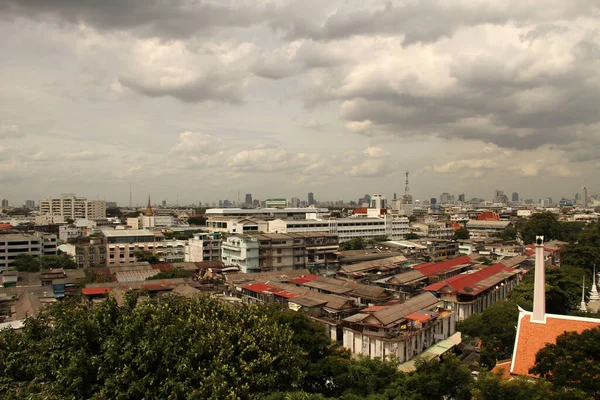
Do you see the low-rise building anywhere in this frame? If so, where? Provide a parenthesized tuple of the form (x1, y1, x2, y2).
(412, 221, 453, 239)
(155, 240, 186, 263)
(342, 292, 456, 362)
(65, 237, 106, 268)
(423, 262, 521, 321)
(0, 233, 57, 271)
(102, 229, 164, 266)
(268, 216, 410, 242)
(185, 233, 222, 262)
(221, 233, 339, 273)
(466, 220, 513, 239)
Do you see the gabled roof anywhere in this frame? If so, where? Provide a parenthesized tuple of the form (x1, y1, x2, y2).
(338, 255, 407, 274)
(423, 263, 517, 296)
(510, 310, 600, 377)
(369, 292, 440, 327)
(413, 255, 473, 277)
(387, 270, 426, 285)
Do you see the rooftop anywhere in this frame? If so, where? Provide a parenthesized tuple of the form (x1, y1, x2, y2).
(102, 229, 159, 237)
(413, 255, 474, 277)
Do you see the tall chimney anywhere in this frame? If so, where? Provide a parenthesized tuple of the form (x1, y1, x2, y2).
(532, 236, 546, 323)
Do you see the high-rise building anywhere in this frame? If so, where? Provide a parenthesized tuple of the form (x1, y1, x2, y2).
(162, 200, 167, 207)
(1, 199, 8, 207)
(370, 194, 386, 209)
(512, 192, 519, 202)
(581, 186, 588, 207)
(308, 192, 315, 206)
(25, 200, 35, 209)
(290, 197, 300, 207)
(430, 198, 437, 205)
(39, 195, 106, 220)
(439, 193, 455, 204)
(245, 193, 253, 206)
(458, 193, 465, 203)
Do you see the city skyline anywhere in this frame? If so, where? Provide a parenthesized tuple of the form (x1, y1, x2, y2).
(1, 1, 599, 204)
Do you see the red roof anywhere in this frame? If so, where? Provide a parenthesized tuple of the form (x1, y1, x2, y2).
(0, 223, 13, 231)
(242, 283, 299, 299)
(405, 312, 433, 323)
(414, 255, 473, 277)
(82, 287, 111, 295)
(511, 313, 600, 376)
(289, 274, 319, 285)
(423, 263, 513, 295)
(153, 263, 174, 271)
(477, 211, 500, 221)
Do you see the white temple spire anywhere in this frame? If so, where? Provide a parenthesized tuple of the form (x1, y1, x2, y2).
(580, 276, 587, 312)
(590, 265, 600, 302)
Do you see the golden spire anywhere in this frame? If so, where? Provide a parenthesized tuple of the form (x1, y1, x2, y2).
(145, 194, 153, 217)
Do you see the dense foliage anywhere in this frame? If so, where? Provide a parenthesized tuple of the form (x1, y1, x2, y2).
(458, 300, 520, 368)
(339, 238, 366, 251)
(13, 253, 77, 272)
(453, 227, 470, 240)
(517, 213, 585, 244)
(0, 294, 593, 399)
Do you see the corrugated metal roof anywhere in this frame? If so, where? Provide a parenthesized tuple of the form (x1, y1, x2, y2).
(423, 263, 516, 295)
(414, 255, 473, 277)
(82, 287, 111, 295)
(115, 269, 160, 282)
(371, 292, 440, 326)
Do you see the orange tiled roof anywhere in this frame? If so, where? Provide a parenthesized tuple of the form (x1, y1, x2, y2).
(491, 360, 512, 380)
(0, 223, 13, 231)
(477, 211, 500, 221)
(510, 312, 600, 377)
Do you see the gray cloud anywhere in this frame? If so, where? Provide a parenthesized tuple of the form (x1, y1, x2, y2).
(0, 0, 265, 39)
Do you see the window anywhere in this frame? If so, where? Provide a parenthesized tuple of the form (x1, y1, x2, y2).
(277, 257, 282, 263)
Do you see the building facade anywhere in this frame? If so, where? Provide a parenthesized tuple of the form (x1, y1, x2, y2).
(185, 234, 222, 262)
(0, 233, 58, 271)
(102, 229, 163, 266)
(65, 238, 106, 268)
(39, 195, 106, 220)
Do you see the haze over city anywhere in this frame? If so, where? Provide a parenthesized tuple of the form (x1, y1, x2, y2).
(1, 1, 599, 204)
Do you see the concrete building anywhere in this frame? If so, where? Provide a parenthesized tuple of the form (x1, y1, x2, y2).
(0, 233, 58, 271)
(65, 238, 106, 268)
(466, 220, 513, 239)
(221, 233, 338, 273)
(58, 225, 85, 242)
(580, 186, 588, 207)
(412, 221, 453, 239)
(102, 229, 164, 266)
(268, 216, 410, 242)
(206, 217, 269, 235)
(39, 195, 106, 220)
(342, 292, 457, 363)
(206, 207, 328, 219)
(155, 240, 186, 263)
(370, 194, 386, 209)
(184, 233, 222, 262)
(265, 198, 288, 208)
(308, 192, 315, 205)
(25, 200, 35, 209)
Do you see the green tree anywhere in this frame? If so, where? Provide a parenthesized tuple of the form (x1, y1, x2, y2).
(509, 266, 585, 315)
(405, 233, 421, 240)
(493, 228, 517, 241)
(188, 216, 206, 225)
(458, 300, 520, 368)
(531, 327, 600, 399)
(339, 238, 366, 251)
(518, 213, 585, 245)
(0, 295, 306, 399)
(134, 250, 159, 264)
(40, 253, 78, 270)
(373, 235, 389, 242)
(453, 227, 470, 240)
(12, 254, 40, 272)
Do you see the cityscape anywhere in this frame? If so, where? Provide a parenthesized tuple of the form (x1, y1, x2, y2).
(1, 0, 600, 398)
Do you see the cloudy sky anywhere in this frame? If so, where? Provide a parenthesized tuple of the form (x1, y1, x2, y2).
(1, 0, 599, 206)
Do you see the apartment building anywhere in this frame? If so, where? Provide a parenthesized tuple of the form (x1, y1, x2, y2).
(102, 229, 164, 266)
(206, 217, 269, 235)
(184, 233, 222, 262)
(39, 195, 106, 220)
(268, 216, 410, 242)
(221, 233, 338, 273)
(155, 240, 186, 263)
(412, 221, 454, 239)
(0, 233, 58, 271)
(65, 238, 106, 268)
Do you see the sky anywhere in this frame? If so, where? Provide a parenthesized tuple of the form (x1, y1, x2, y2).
(1, 0, 599, 206)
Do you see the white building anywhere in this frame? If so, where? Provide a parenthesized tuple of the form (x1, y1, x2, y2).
(185, 234, 222, 262)
(412, 221, 454, 239)
(342, 292, 457, 363)
(39, 195, 106, 220)
(265, 198, 288, 208)
(466, 220, 513, 239)
(267, 216, 410, 242)
(206, 217, 269, 235)
(370, 194, 386, 209)
(206, 207, 328, 219)
(155, 240, 186, 263)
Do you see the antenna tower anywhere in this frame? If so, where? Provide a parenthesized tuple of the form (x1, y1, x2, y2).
(129, 183, 132, 208)
(404, 171, 410, 197)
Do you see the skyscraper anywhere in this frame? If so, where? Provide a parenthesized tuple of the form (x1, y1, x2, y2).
(512, 192, 519, 202)
(308, 192, 314, 205)
(1, 199, 8, 207)
(245, 193, 253, 206)
(458, 193, 465, 203)
(581, 186, 588, 207)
